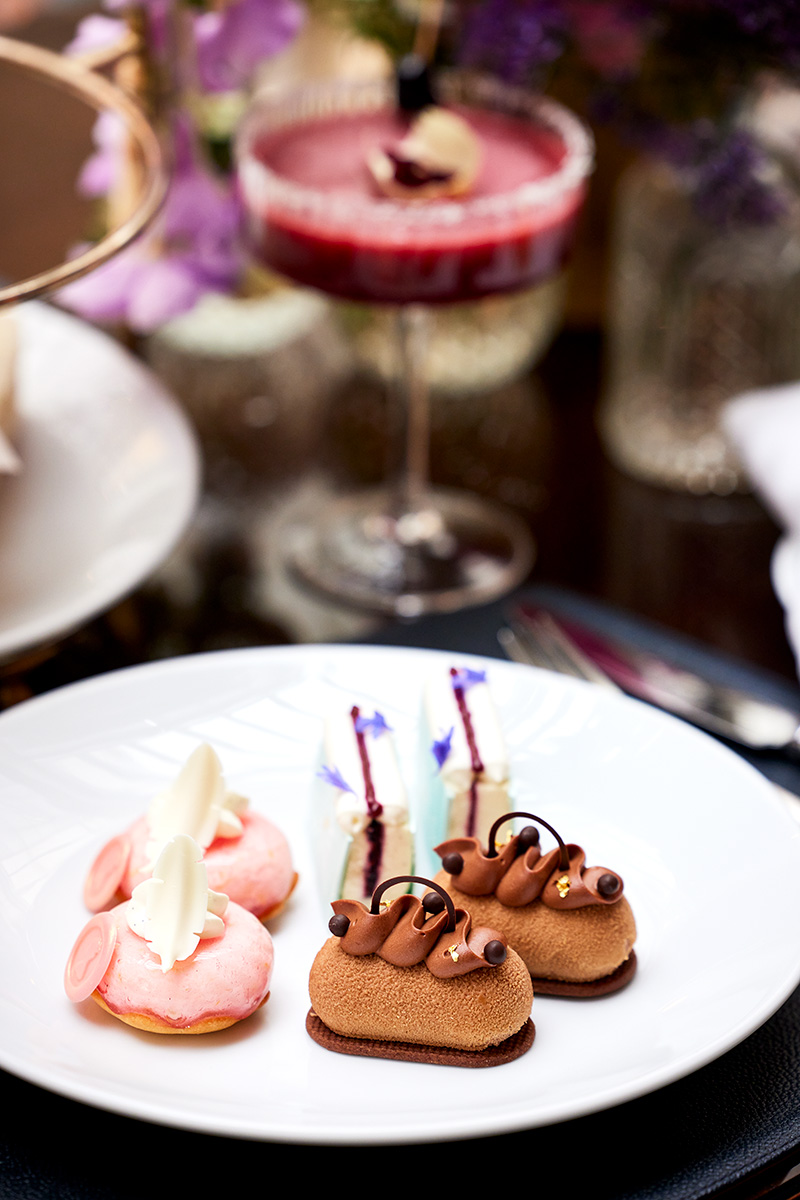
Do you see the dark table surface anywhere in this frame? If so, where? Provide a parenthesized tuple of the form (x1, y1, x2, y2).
(3, 7, 800, 1196)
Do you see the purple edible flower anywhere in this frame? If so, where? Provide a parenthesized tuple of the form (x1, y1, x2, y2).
(690, 128, 789, 228)
(353, 711, 392, 738)
(451, 667, 487, 691)
(57, 112, 241, 332)
(656, 122, 790, 228)
(75, 111, 127, 200)
(195, 0, 304, 93)
(65, 13, 127, 58)
(317, 765, 354, 794)
(431, 728, 454, 770)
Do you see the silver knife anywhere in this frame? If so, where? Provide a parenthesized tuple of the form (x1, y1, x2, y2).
(507, 602, 800, 755)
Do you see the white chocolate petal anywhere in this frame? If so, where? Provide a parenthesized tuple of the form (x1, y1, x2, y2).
(224, 790, 249, 816)
(201, 912, 226, 938)
(216, 808, 245, 839)
(145, 744, 246, 863)
(206, 888, 228, 918)
(127, 835, 228, 972)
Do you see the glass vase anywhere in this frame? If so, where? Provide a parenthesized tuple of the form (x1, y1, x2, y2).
(599, 155, 800, 495)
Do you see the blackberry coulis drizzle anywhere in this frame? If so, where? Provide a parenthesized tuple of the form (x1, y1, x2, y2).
(449, 668, 485, 837)
(350, 705, 385, 897)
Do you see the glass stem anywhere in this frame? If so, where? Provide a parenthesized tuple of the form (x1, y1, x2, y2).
(393, 303, 431, 520)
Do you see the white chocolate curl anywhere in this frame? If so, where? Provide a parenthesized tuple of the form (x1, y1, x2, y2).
(127, 834, 228, 972)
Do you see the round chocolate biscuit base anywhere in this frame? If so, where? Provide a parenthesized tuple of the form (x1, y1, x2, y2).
(306, 1009, 535, 1067)
(532, 950, 637, 997)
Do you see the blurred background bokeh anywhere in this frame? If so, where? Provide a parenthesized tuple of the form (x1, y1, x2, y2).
(2, 0, 798, 688)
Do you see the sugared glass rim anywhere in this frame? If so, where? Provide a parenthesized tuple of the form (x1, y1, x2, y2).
(236, 71, 594, 231)
(0, 34, 167, 308)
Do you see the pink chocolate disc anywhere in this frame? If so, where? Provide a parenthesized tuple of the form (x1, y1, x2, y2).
(65, 912, 117, 1003)
(83, 834, 130, 912)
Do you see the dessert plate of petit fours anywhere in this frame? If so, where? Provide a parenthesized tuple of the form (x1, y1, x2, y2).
(1, 642, 799, 1145)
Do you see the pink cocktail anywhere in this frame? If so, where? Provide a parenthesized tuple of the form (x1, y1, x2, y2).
(236, 73, 593, 615)
(242, 101, 587, 305)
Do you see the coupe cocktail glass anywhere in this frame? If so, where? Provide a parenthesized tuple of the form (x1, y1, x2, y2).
(236, 71, 593, 616)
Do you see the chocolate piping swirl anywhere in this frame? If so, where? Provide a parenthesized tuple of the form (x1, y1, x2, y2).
(328, 875, 508, 978)
(435, 812, 624, 911)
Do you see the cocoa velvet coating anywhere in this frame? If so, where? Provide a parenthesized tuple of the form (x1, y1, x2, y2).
(308, 937, 533, 1052)
(434, 870, 636, 983)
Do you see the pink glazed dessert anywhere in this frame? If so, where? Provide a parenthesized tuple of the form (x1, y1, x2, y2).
(83, 743, 297, 922)
(67, 834, 274, 1034)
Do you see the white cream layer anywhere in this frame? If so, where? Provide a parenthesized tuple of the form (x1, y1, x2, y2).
(323, 709, 409, 836)
(425, 669, 509, 793)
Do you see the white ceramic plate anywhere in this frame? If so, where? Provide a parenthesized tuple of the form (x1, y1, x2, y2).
(1, 643, 799, 1145)
(0, 302, 199, 662)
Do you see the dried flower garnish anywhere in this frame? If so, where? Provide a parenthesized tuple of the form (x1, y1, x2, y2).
(368, 107, 481, 200)
(353, 710, 392, 738)
(317, 764, 354, 793)
(451, 667, 487, 691)
(431, 727, 454, 769)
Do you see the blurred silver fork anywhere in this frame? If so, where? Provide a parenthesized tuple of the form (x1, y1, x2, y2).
(498, 610, 621, 692)
(498, 606, 800, 811)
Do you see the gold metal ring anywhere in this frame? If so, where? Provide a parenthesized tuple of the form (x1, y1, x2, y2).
(0, 34, 168, 307)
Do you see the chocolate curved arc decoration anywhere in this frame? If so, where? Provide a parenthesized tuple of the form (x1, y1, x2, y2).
(487, 811, 570, 871)
(371, 875, 457, 933)
(330, 876, 510, 975)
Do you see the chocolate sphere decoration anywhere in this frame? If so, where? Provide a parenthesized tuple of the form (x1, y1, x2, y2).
(484, 940, 507, 966)
(517, 825, 541, 853)
(442, 851, 464, 875)
(597, 873, 620, 898)
(422, 890, 445, 915)
(329, 913, 351, 938)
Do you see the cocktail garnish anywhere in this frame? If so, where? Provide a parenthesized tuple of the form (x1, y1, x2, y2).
(368, 106, 481, 201)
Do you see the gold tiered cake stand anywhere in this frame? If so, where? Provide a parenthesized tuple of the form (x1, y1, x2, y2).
(0, 31, 166, 307)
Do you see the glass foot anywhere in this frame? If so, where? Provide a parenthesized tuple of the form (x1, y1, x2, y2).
(288, 486, 535, 617)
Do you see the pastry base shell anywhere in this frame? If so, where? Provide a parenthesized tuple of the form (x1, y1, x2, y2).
(92, 990, 269, 1034)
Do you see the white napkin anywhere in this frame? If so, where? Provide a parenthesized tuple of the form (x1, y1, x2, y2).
(724, 383, 800, 678)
